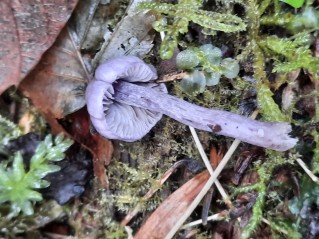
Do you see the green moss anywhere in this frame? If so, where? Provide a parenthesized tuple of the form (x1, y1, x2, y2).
(259, 33, 319, 75)
(0, 134, 73, 217)
(67, 179, 128, 238)
(138, 0, 246, 59)
(261, 6, 319, 33)
(0, 200, 66, 237)
(311, 130, 319, 174)
(106, 0, 317, 237)
(232, 151, 298, 239)
(0, 115, 21, 148)
(239, 0, 318, 122)
(267, 219, 301, 239)
(256, 83, 289, 122)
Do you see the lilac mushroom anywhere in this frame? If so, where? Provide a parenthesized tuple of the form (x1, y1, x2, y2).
(85, 56, 297, 151)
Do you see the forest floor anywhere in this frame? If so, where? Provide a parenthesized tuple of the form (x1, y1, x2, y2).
(0, 0, 318, 238)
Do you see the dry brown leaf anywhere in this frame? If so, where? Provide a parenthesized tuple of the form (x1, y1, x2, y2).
(20, 28, 87, 119)
(134, 171, 210, 239)
(65, 107, 113, 187)
(92, 0, 155, 67)
(231, 151, 255, 185)
(0, 1, 21, 94)
(210, 147, 224, 170)
(0, 0, 78, 93)
(69, 0, 125, 51)
(25, 106, 113, 187)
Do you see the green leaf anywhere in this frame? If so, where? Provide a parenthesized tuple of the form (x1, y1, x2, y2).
(44, 134, 53, 148)
(54, 133, 64, 145)
(176, 49, 200, 69)
(257, 83, 289, 122)
(30, 143, 46, 169)
(0, 192, 11, 203)
(220, 58, 240, 79)
(12, 152, 25, 181)
(205, 72, 221, 86)
(46, 150, 64, 161)
(32, 164, 61, 178)
(24, 174, 51, 188)
(0, 168, 10, 185)
(54, 136, 73, 153)
(180, 70, 206, 94)
(21, 189, 43, 201)
(16, 201, 34, 216)
(259, 34, 319, 74)
(280, 0, 304, 8)
(199, 44, 222, 65)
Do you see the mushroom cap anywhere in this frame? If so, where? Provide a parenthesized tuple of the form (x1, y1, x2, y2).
(86, 56, 167, 142)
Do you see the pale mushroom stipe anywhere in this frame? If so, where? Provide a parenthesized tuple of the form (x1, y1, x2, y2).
(85, 56, 298, 151)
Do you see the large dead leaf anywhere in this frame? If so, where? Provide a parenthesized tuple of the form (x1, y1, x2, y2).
(65, 107, 113, 187)
(0, 1, 21, 94)
(92, 0, 155, 68)
(20, 28, 87, 119)
(134, 171, 210, 239)
(68, 0, 101, 49)
(69, 0, 127, 52)
(0, 0, 78, 94)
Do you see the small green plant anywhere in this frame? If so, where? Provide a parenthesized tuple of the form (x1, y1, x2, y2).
(240, 0, 315, 122)
(176, 44, 240, 94)
(261, 6, 319, 33)
(288, 175, 319, 237)
(267, 219, 301, 239)
(138, 0, 246, 59)
(256, 83, 290, 122)
(0, 115, 21, 147)
(232, 151, 297, 239)
(0, 134, 73, 217)
(289, 176, 319, 218)
(108, 161, 162, 213)
(259, 32, 319, 75)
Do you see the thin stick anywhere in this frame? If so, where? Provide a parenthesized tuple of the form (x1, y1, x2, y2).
(157, 72, 188, 83)
(124, 226, 134, 239)
(165, 111, 258, 239)
(296, 157, 319, 183)
(181, 211, 227, 229)
(165, 138, 241, 239)
(189, 126, 232, 207)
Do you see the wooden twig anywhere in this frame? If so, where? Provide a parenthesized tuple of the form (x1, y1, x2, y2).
(296, 157, 319, 183)
(181, 211, 228, 229)
(157, 72, 188, 83)
(165, 138, 242, 239)
(189, 126, 232, 207)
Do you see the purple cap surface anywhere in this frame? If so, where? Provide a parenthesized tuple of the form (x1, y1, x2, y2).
(86, 56, 167, 141)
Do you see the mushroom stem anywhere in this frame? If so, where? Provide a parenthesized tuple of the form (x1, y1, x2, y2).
(113, 81, 297, 151)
